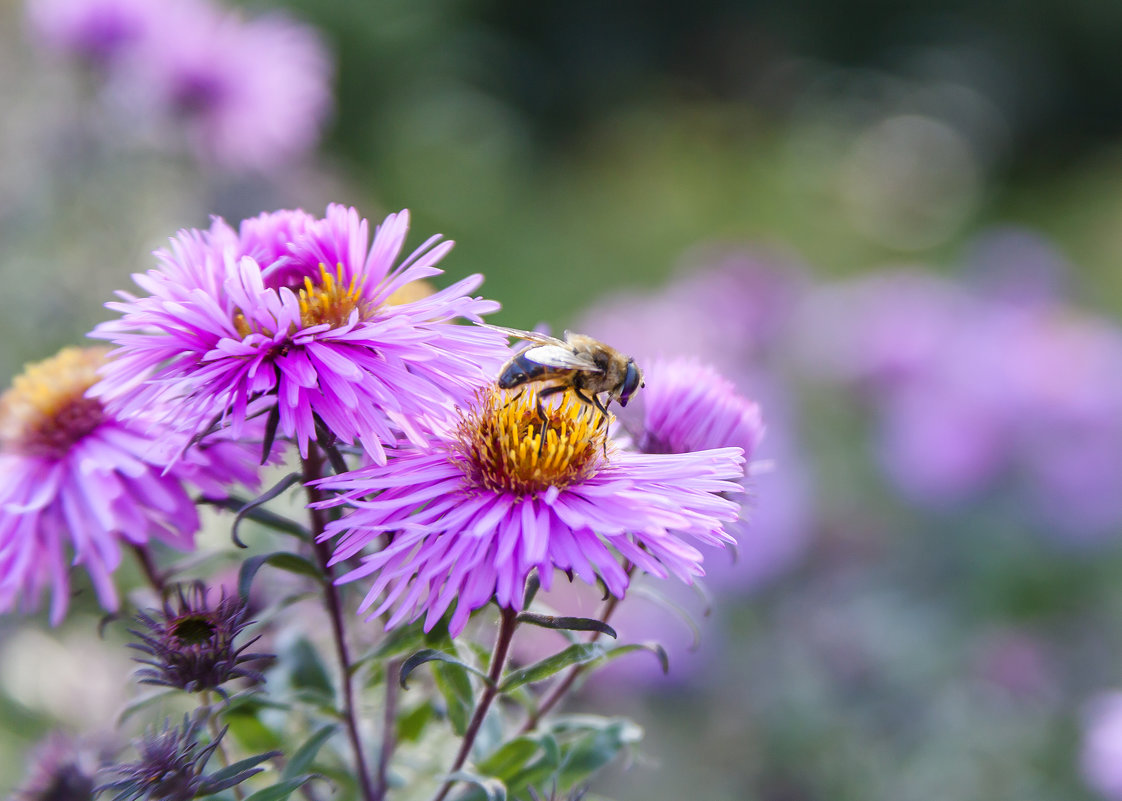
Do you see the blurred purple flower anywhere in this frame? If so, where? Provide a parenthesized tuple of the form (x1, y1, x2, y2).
(92, 206, 505, 462)
(800, 262, 1122, 537)
(12, 732, 99, 801)
(26, 0, 154, 65)
(1082, 692, 1122, 801)
(0, 348, 259, 624)
(129, 0, 332, 172)
(25, 0, 333, 173)
(316, 386, 744, 636)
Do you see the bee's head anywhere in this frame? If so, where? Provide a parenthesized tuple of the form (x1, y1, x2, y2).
(618, 359, 644, 407)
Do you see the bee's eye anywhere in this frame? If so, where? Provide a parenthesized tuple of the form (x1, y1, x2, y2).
(619, 361, 642, 406)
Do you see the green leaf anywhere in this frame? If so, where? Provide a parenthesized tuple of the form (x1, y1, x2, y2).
(224, 710, 284, 754)
(489, 734, 561, 796)
(282, 724, 338, 780)
(202, 751, 281, 793)
(498, 644, 606, 692)
(242, 775, 316, 801)
(434, 661, 474, 737)
(553, 718, 642, 789)
(351, 621, 428, 676)
(475, 737, 542, 781)
(515, 613, 617, 639)
(285, 638, 335, 699)
(398, 649, 491, 689)
(230, 473, 305, 547)
(603, 642, 670, 675)
(445, 770, 507, 801)
(238, 553, 323, 602)
(396, 701, 435, 742)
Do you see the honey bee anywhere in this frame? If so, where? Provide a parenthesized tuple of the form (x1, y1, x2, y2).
(483, 324, 644, 420)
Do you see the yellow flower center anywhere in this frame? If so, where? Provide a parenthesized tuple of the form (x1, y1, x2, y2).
(454, 387, 608, 496)
(0, 347, 109, 458)
(233, 263, 373, 337)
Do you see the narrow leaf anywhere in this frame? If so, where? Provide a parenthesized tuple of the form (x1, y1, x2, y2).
(498, 644, 606, 693)
(282, 724, 338, 780)
(242, 775, 316, 801)
(515, 613, 617, 639)
(238, 552, 323, 603)
(604, 642, 670, 675)
(230, 472, 304, 547)
(399, 649, 491, 689)
(204, 751, 282, 787)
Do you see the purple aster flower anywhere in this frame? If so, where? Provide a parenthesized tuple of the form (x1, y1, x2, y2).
(0, 347, 260, 624)
(26, 0, 155, 66)
(126, 0, 332, 172)
(92, 205, 506, 463)
(316, 385, 744, 636)
(99, 715, 270, 801)
(129, 582, 271, 694)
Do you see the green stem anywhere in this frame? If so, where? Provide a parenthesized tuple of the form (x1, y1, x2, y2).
(429, 607, 519, 801)
(302, 447, 377, 801)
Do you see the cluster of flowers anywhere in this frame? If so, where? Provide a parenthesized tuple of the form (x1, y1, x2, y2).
(800, 258, 1122, 539)
(26, 0, 332, 172)
(1, 203, 759, 798)
(0, 202, 756, 639)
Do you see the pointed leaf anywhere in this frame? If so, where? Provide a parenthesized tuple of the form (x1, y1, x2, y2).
(474, 737, 542, 781)
(515, 613, 617, 639)
(283, 724, 338, 780)
(230, 472, 305, 546)
(399, 649, 491, 689)
(351, 621, 428, 675)
(204, 751, 281, 789)
(498, 644, 606, 692)
(242, 775, 316, 801)
(239, 552, 324, 602)
(603, 642, 670, 675)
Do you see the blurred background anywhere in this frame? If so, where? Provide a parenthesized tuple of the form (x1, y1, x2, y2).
(6, 0, 1122, 798)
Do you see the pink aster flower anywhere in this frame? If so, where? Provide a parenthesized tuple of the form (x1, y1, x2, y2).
(636, 358, 764, 461)
(0, 347, 260, 624)
(92, 205, 506, 462)
(316, 386, 744, 636)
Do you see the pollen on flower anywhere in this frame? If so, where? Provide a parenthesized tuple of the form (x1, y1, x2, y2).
(454, 387, 607, 495)
(298, 262, 370, 328)
(0, 347, 109, 459)
(231, 262, 372, 338)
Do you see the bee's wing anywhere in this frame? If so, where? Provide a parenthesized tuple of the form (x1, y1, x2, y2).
(476, 322, 565, 347)
(522, 344, 601, 371)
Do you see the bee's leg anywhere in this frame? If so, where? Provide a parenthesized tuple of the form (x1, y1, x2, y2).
(535, 386, 569, 457)
(501, 388, 525, 409)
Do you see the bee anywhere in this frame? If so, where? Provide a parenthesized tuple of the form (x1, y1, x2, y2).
(483, 324, 644, 421)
